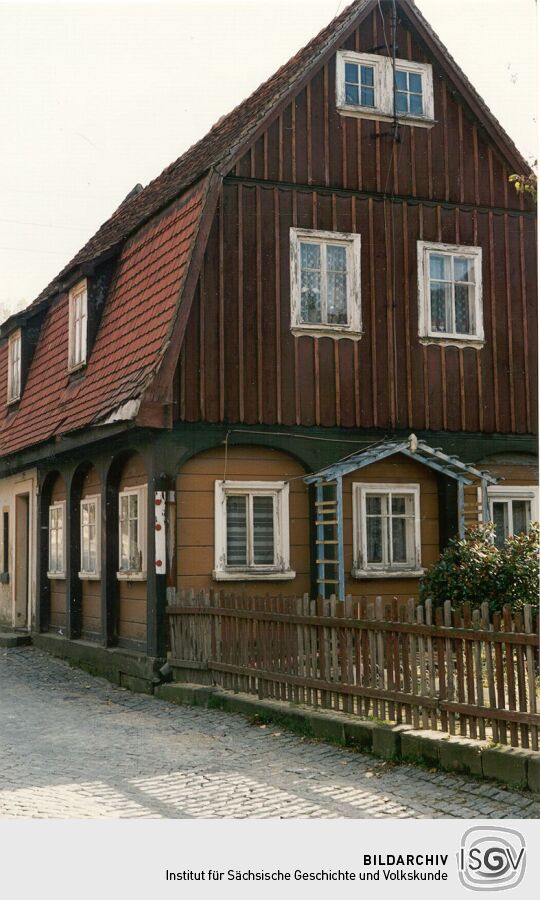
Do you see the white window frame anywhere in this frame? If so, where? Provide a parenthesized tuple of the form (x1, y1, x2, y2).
(7, 329, 22, 404)
(117, 486, 147, 581)
(487, 485, 539, 543)
(213, 480, 295, 581)
(79, 495, 101, 580)
(417, 241, 484, 348)
(47, 501, 66, 579)
(290, 228, 362, 339)
(68, 279, 88, 371)
(336, 50, 434, 127)
(352, 483, 423, 578)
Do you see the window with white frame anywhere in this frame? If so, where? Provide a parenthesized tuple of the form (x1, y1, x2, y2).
(7, 330, 22, 403)
(117, 487, 146, 578)
(488, 486, 539, 549)
(68, 279, 88, 370)
(79, 496, 100, 578)
(336, 51, 434, 125)
(417, 242, 484, 345)
(214, 481, 294, 580)
(48, 502, 66, 578)
(353, 484, 422, 576)
(290, 228, 361, 337)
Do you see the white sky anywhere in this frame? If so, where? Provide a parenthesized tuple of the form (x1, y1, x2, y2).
(0, 0, 537, 317)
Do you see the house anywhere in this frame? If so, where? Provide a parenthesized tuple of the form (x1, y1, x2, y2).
(0, 0, 536, 688)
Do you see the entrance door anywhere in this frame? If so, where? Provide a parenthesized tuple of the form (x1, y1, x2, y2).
(14, 493, 29, 629)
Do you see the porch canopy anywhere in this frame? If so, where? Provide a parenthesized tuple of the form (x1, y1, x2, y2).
(304, 434, 498, 600)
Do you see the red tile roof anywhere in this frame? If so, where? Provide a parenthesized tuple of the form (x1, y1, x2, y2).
(0, 179, 208, 456)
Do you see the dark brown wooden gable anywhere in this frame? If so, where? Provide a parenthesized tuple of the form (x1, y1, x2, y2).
(175, 5, 537, 438)
(231, 7, 526, 211)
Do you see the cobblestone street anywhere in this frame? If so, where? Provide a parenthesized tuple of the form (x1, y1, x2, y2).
(1, 647, 539, 819)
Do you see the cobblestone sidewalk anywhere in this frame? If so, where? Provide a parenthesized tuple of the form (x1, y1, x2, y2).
(1, 647, 539, 819)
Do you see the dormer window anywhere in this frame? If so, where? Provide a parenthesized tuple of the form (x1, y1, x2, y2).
(68, 279, 88, 371)
(7, 329, 21, 403)
(336, 51, 434, 127)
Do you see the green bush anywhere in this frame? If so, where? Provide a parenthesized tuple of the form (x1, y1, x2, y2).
(419, 522, 539, 612)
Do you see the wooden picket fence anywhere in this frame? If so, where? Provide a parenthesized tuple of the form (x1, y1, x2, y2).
(166, 590, 540, 750)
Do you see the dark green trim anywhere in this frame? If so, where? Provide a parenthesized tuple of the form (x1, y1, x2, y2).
(224, 175, 536, 219)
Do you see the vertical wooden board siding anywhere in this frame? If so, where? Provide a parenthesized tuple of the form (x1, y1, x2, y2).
(203, 214, 221, 422)
(118, 455, 147, 645)
(342, 455, 440, 603)
(407, 204, 425, 429)
(260, 187, 278, 424)
(492, 212, 511, 434)
(277, 189, 297, 425)
(222, 184, 240, 422)
(81, 466, 102, 637)
(240, 185, 259, 423)
(182, 280, 200, 422)
(49, 475, 66, 629)
(309, 67, 325, 187)
(176, 446, 310, 596)
(523, 217, 538, 432)
(294, 89, 308, 185)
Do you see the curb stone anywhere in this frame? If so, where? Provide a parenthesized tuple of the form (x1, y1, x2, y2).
(154, 683, 540, 793)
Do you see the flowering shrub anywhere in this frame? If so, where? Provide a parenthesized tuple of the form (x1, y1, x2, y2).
(419, 522, 539, 612)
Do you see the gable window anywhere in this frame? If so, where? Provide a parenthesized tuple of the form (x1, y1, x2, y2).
(344, 60, 375, 107)
(117, 487, 147, 580)
(214, 481, 294, 581)
(336, 51, 434, 126)
(353, 484, 423, 577)
(48, 502, 66, 578)
(79, 496, 100, 579)
(7, 330, 22, 403)
(488, 486, 538, 549)
(290, 228, 362, 338)
(395, 67, 424, 116)
(417, 242, 484, 346)
(68, 279, 88, 371)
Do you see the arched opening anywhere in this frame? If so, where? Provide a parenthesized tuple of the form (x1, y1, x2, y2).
(41, 471, 66, 635)
(176, 444, 310, 596)
(107, 450, 148, 650)
(71, 462, 102, 641)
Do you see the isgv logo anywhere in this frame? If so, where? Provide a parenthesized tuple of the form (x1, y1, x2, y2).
(458, 827, 526, 891)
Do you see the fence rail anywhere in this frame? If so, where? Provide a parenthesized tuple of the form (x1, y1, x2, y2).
(167, 590, 540, 750)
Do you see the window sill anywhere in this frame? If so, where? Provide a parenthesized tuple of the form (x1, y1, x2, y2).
(352, 568, 425, 580)
(79, 572, 101, 581)
(291, 326, 364, 341)
(213, 569, 296, 582)
(47, 572, 66, 580)
(116, 571, 147, 582)
(6, 395, 20, 407)
(419, 336, 485, 350)
(337, 106, 436, 129)
(68, 361, 87, 377)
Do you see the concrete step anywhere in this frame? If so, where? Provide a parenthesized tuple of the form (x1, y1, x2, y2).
(0, 632, 32, 648)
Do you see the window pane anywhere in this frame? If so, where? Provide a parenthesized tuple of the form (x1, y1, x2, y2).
(395, 70, 407, 90)
(395, 92, 408, 113)
(366, 516, 383, 563)
(360, 86, 375, 107)
(345, 62, 359, 84)
(345, 83, 359, 104)
(391, 496, 406, 515)
(454, 256, 475, 282)
(120, 520, 130, 568)
(360, 65, 374, 87)
(120, 495, 129, 521)
(512, 500, 530, 535)
(409, 72, 422, 92)
(226, 496, 247, 566)
(327, 273, 347, 324)
(365, 495, 382, 516)
(454, 284, 472, 334)
(409, 93, 423, 115)
(430, 282, 451, 332)
(492, 502, 508, 549)
(129, 519, 139, 569)
(429, 254, 449, 280)
(391, 517, 407, 563)
(252, 496, 275, 565)
(327, 245, 347, 272)
(82, 505, 89, 527)
(129, 494, 138, 519)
